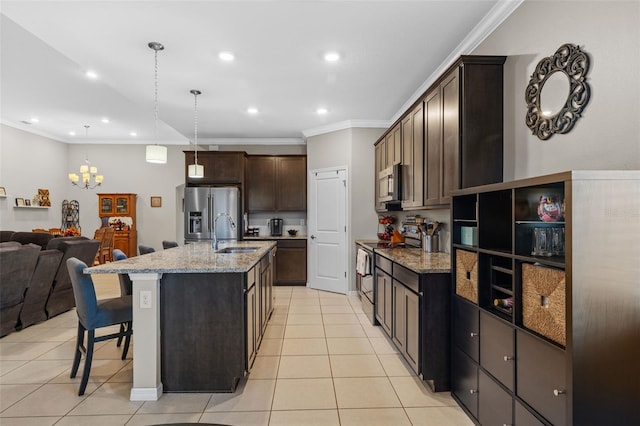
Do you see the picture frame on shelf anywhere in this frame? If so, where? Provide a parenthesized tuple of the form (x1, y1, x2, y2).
(15, 197, 24, 206)
(151, 196, 162, 208)
(0, 187, 6, 196)
(24, 199, 31, 206)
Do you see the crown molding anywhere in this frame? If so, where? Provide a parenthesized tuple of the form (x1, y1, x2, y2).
(200, 137, 305, 146)
(302, 119, 391, 138)
(390, 0, 524, 124)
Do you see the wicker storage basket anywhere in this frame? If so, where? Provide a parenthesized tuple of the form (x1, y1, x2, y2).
(456, 250, 478, 304)
(522, 263, 566, 346)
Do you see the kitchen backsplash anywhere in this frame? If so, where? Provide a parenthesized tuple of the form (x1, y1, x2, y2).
(247, 211, 308, 236)
(383, 208, 451, 253)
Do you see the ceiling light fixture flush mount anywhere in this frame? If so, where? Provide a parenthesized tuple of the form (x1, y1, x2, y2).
(69, 125, 104, 189)
(188, 89, 204, 179)
(146, 41, 168, 164)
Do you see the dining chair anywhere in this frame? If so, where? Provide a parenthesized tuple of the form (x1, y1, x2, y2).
(92, 228, 106, 265)
(162, 240, 179, 249)
(66, 257, 132, 396)
(138, 245, 155, 255)
(100, 227, 115, 263)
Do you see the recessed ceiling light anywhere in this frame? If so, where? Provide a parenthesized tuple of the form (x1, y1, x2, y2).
(129, 132, 137, 137)
(29, 117, 39, 123)
(324, 52, 340, 62)
(69, 131, 76, 136)
(316, 107, 328, 115)
(101, 118, 110, 123)
(247, 107, 259, 114)
(219, 51, 235, 61)
(85, 70, 98, 79)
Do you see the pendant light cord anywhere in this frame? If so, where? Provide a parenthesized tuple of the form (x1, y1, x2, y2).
(154, 48, 159, 145)
(194, 91, 199, 164)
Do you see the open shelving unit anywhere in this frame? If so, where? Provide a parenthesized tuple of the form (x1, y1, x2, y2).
(450, 171, 640, 426)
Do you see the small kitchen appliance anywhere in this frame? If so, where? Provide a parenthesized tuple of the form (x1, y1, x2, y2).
(269, 218, 284, 236)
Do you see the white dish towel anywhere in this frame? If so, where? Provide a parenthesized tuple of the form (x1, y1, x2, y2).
(356, 248, 371, 276)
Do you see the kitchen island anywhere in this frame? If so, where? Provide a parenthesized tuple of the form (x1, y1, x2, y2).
(86, 240, 276, 401)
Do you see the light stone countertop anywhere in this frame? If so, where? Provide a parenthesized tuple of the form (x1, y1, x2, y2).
(243, 235, 307, 240)
(85, 240, 276, 274)
(374, 248, 451, 274)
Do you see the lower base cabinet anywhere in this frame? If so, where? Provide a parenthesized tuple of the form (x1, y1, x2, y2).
(478, 370, 512, 426)
(374, 253, 450, 391)
(274, 239, 306, 285)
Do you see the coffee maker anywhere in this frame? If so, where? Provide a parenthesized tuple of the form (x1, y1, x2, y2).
(269, 218, 284, 236)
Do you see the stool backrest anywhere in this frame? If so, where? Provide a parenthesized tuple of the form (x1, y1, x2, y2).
(66, 257, 98, 329)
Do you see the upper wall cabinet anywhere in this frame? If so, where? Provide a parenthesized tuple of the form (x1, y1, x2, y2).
(373, 55, 506, 212)
(401, 103, 424, 209)
(432, 56, 506, 206)
(184, 151, 246, 186)
(246, 156, 307, 212)
(375, 123, 402, 212)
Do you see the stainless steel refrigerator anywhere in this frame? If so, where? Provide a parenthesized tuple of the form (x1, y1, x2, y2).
(184, 186, 240, 243)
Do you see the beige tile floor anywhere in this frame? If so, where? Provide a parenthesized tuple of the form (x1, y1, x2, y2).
(0, 274, 473, 426)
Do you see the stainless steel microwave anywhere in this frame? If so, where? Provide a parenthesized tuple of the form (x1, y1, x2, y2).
(378, 164, 402, 203)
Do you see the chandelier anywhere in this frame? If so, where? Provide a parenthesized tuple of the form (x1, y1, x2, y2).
(146, 41, 168, 164)
(69, 125, 104, 189)
(188, 89, 204, 178)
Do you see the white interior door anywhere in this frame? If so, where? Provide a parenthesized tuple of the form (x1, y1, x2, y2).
(308, 168, 347, 294)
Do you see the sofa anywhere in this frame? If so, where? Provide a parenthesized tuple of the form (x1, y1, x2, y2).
(44, 238, 100, 318)
(0, 232, 101, 335)
(0, 243, 41, 337)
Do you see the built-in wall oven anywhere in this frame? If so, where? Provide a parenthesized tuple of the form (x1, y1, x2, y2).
(356, 242, 376, 325)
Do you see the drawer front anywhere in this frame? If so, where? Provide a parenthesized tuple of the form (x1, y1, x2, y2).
(480, 311, 515, 391)
(478, 370, 513, 426)
(452, 346, 478, 419)
(453, 296, 480, 362)
(393, 263, 419, 294)
(376, 254, 392, 275)
(515, 400, 546, 426)
(517, 330, 566, 426)
(277, 239, 306, 249)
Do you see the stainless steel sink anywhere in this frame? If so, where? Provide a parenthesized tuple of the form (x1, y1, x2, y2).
(216, 246, 260, 254)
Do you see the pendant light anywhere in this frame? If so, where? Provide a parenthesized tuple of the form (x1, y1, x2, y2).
(188, 89, 204, 178)
(146, 41, 167, 164)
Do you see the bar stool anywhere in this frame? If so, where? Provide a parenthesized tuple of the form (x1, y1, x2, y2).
(67, 257, 132, 395)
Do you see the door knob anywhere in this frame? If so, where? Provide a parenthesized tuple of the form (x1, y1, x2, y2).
(310, 235, 316, 239)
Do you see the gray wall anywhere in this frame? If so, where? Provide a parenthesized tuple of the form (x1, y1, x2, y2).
(472, 0, 640, 180)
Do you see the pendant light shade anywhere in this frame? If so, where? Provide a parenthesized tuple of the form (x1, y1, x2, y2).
(188, 163, 204, 178)
(146, 145, 168, 164)
(188, 89, 204, 178)
(146, 41, 167, 164)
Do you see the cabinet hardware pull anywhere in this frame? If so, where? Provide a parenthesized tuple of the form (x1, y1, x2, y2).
(470, 332, 479, 337)
(469, 389, 478, 394)
(503, 355, 514, 361)
(310, 235, 316, 239)
(553, 389, 566, 396)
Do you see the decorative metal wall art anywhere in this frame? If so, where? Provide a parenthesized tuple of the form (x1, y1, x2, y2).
(525, 43, 591, 140)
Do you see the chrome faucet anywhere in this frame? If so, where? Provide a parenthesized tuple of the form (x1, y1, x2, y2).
(213, 213, 236, 250)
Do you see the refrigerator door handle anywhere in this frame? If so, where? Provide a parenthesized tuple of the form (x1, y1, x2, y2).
(208, 195, 213, 233)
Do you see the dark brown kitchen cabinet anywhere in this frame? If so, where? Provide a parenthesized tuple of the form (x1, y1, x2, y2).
(184, 151, 246, 185)
(385, 124, 401, 167)
(374, 142, 385, 211)
(246, 156, 276, 211)
(245, 266, 257, 370)
(401, 103, 424, 209)
(276, 156, 306, 211)
(374, 265, 392, 336)
(425, 56, 505, 206)
(424, 88, 441, 206)
(274, 239, 307, 285)
(246, 156, 306, 212)
(374, 253, 450, 391)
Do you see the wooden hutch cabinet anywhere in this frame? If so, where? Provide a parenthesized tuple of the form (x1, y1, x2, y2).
(97, 193, 137, 257)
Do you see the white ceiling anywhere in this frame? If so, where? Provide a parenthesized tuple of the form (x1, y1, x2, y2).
(0, 0, 517, 146)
